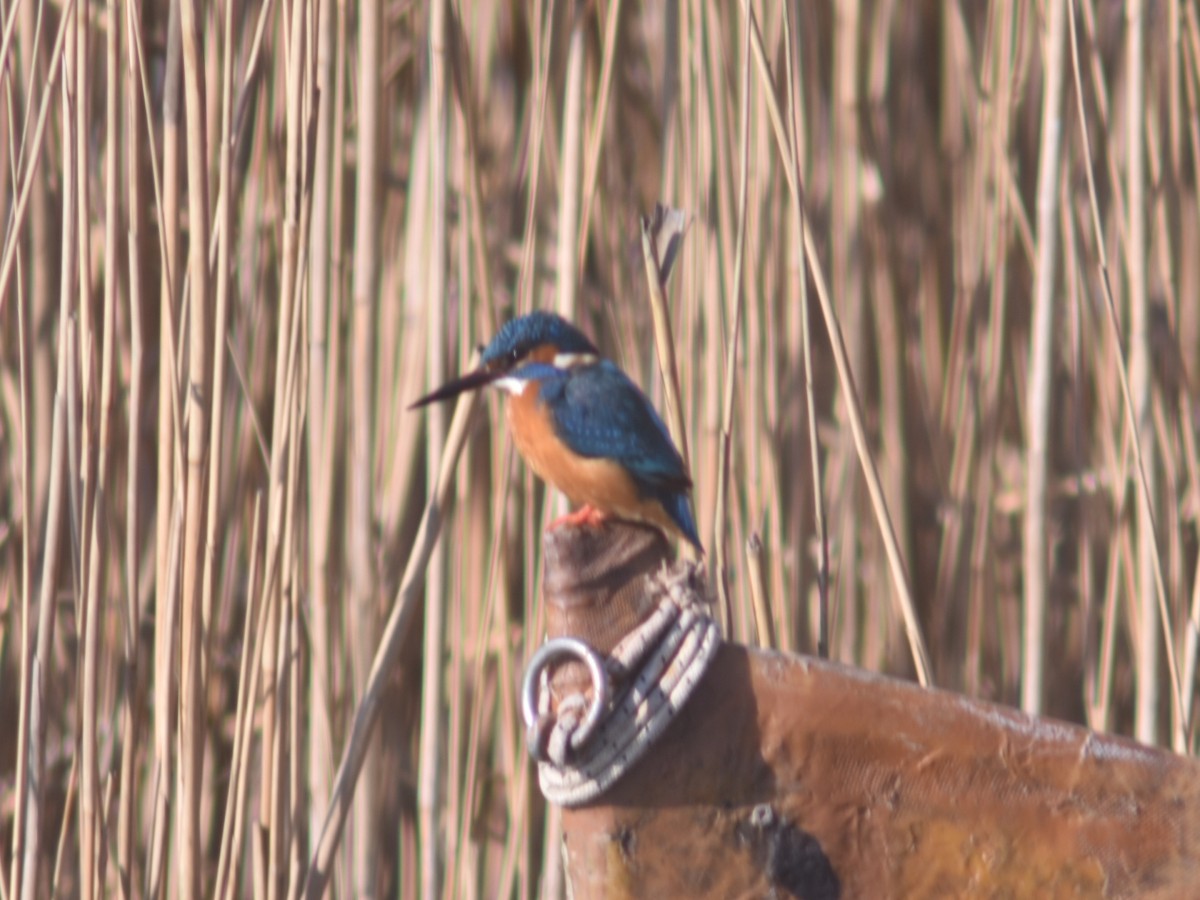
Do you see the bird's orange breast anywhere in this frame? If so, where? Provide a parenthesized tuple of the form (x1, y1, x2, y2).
(505, 386, 682, 537)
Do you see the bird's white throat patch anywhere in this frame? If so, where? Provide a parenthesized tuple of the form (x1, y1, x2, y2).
(493, 375, 533, 396)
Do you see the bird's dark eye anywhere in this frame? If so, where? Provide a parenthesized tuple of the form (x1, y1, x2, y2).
(510, 348, 521, 363)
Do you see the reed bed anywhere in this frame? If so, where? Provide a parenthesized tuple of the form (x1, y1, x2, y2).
(1, 1, 1198, 896)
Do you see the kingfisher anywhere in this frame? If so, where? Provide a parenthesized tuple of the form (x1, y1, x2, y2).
(411, 311, 702, 553)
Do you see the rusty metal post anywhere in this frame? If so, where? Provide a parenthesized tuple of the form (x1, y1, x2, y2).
(538, 522, 1200, 898)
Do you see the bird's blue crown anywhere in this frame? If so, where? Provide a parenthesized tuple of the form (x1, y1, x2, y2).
(480, 311, 599, 367)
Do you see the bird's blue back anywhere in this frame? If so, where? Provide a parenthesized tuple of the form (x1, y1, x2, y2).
(518, 360, 701, 548)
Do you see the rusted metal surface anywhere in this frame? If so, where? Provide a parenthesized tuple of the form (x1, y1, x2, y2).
(539, 521, 674, 707)
(541, 522, 1200, 899)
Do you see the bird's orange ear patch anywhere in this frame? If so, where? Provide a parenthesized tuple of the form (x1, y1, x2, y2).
(526, 344, 557, 364)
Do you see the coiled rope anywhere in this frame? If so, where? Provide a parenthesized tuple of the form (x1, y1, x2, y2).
(522, 566, 722, 806)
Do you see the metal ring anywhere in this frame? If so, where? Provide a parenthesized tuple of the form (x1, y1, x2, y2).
(521, 637, 611, 755)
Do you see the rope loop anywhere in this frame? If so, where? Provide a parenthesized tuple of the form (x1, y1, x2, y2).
(521, 636, 611, 763)
(521, 566, 721, 806)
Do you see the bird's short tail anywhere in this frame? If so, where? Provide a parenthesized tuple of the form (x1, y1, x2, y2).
(662, 492, 703, 554)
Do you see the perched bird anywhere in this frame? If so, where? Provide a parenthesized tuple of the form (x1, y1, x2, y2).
(411, 311, 702, 552)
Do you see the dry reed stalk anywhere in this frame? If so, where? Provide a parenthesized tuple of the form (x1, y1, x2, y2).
(16, 349, 68, 900)
(65, 299, 79, 606)
(865, 223, 910, 644)
(745, 533, 774, 648)
(213, 495, 263, 900)
(268, 0, 316, 890)
(78, 0, 122, 891)
(266, 579, 290, 900)
(780, 1, 827, 659)
(77, 41, 101, 891)
(1179, 4, 1200, 740)
(71, 0, 90, 473)
(739, 8, 779, 651)
(713, 2, 753, 634)
(305, 0, 337, 863)
(200, 0, 237, 892)
(287, 552, 304, 900)
(1150, 9, 1191, 736)
(862, 3, 914, 661)
(4, 6, 33, 892)
(15, 0, 54, 563)
(1059, 196, 1101, 730)
(829, 0, 866, 660)
(347, 0, 381, 892)
(146, 492, 184, 899)
(442, 80, 488, 900)
(272, 159, 314, 900)
(492, 662, 532, 900)
(556, 8, 584, 323)
(380, 109, 430, 546)
(1084, 349, 1133, 732)
(513, 0, 555, 321)
(252, 0, 309, 893)
(0, 2, 73, 325)
(1022, 0, 1067, 715)
(442, 383, 467, 900)
(1125, 0, 1160, 747)
(417, 0, 451, 897)
(7, 238, 28, 900)
(201, 0, 236, 752)
(116, 0, 147, 892)
(640, 209, 693, 503)
(693, 5, 732, 575)
(371, 108, 428, 899)
(148, 3, 182, 894)
(740, 13, 771, 642)
(929, 1, 1002, 690)
(175, 0, 213, 893)
(575, 0, 622, 279)
(446, 16, 498, 338)
(50, 757, 78, 897)
(419, 1, 450, 897)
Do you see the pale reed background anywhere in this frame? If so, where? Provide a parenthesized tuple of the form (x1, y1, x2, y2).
(1, 1, 1198, 898)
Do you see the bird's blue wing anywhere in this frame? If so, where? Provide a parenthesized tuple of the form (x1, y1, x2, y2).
(540, 361, 692, 491)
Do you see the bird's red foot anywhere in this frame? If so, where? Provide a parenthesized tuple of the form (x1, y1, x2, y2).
(548, 503, 609, 531)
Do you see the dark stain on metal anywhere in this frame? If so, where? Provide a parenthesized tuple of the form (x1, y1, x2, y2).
(616, 825, 636, 863)
(738, 806, 841, 899)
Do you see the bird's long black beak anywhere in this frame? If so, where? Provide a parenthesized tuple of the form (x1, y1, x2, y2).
(409, 367, 500, 409)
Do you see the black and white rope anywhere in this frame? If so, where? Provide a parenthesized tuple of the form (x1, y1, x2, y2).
(521, 571, 721, 807)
